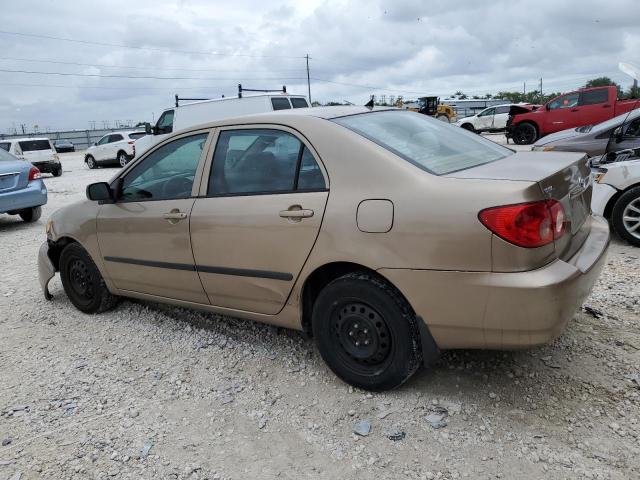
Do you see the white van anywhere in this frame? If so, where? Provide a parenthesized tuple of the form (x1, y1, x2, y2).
(135, 92, 310, 156)
(0, 137, 62, 176)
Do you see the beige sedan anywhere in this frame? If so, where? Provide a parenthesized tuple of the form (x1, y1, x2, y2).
(39, 107, 609, 390)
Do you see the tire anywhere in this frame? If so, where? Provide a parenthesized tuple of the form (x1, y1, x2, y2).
(461, 123, 475, 132)
(611, 186, 640, 247)
(118, 151, 129, 168)
(436, 114, 449, 123)
(19, 206, 42, 223)
(59, 243, 119, 313)
(86, 156, 97, 169)
(312, 272, 425, 391)
(52, 164, 62, 177)
(512, 122, 538, 145)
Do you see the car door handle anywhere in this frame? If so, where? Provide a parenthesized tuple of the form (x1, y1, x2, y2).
(279, 207, 314, 219)
(163, 210, 188, 223)
(570, 108, 580, 112)
(602, 104, 611, 108)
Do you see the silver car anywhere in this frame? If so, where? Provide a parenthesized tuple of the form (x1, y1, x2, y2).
(532, 109, 640, 156)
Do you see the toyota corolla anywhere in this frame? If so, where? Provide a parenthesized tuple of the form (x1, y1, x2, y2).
(38, 107, 609, 390)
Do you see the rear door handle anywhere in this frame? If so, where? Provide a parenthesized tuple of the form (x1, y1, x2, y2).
(570, 108, 580, 112)
(602, 104, 611, 108)
(279, 207, 314, 219)
(163, 209, 188, 223)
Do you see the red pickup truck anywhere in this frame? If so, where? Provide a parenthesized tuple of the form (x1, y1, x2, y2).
(507, 85, 640, 145)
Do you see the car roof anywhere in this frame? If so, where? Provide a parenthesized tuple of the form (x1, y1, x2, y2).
(4, 137, 52, 142)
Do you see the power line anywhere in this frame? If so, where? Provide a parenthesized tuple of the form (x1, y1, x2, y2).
(0, 67, 308, 82)
(0, 30, 306, 59)
(0, 82, 237, 91)
(0, 56, 306, 74)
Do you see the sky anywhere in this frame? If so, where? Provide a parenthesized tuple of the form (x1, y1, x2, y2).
(0, 0, 638, 133)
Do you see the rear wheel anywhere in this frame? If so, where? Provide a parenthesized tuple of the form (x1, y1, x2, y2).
(52, 164, 62, 177)
(118, 151, 129, 167)
(612, 186, 640, 247)
(312, 272, 425, 391)
(86, 156, 96, 169)
(60, 243, 119, 313)
(513, 122, 538, 145)
(19, 206, 42, 223)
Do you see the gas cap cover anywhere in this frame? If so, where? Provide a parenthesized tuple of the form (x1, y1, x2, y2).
(357, 199, 394, 233)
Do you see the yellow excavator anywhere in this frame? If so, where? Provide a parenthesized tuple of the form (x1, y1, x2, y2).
(400, 96, 456, 123)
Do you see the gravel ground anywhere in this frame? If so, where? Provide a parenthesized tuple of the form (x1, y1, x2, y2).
(1, 142, 639, 480)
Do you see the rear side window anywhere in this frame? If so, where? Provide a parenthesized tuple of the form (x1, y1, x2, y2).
(291, 98, 309, 108)
(18, 140, 51, 151)
(494, 105, 511, 114)
(0, 142, 9, 151)
(271, 98, 291, 111)
(580, 89, 609, 106)
(208, 129, 325, 195)
(109, 134, 124, 143)
(128, 132, 146, 140)
(333, 111, 512, 175)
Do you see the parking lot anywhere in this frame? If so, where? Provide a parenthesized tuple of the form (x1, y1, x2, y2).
(0, 136, 638, 480)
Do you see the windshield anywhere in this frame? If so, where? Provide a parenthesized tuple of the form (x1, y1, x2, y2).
(333, 110, 512, 175)
(590, 108, 640, 134)
(18, 139, 51, 151)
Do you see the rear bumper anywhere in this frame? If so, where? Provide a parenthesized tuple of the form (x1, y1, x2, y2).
(0, 180, 47, 214)
(379, 215, 610, 350)
(32, 160, 61, 173)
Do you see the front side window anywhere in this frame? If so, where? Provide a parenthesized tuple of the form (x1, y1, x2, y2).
(271, 98, 291, 111)
(548, 92, 579, 110)
(156, 110, 174, 135)
(333, 110, 512, 175)
(18, 140, 51, 151)
(477, 108, 495, 117)
(291, 98, 309, 109)
(120, 133, 208, 202)
(580, 89, 609, 106)
(208, 129, 325, 195)
(97, 136, 109, 146)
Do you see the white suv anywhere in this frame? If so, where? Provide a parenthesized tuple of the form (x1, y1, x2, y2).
(0, 137, 62, 176)
(84, 131, 146, 169)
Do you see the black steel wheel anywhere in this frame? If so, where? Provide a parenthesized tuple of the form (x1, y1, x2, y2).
(60, 243, 119, 313)
(86, 155, 97, 169)
(512, 122, 538, 145)
(18, 206, 42, 223)
(312, 272, 429, 391)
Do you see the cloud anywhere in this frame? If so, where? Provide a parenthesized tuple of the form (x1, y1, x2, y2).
(0, 0, 637, 131)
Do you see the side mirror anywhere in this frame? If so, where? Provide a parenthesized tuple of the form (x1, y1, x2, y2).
(613, 126, 623, 142)
(86, 182, 113, 202)
(144, 122, 153, 134)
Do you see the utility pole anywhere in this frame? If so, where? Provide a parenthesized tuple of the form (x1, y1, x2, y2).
(305, 54, 311, 104)
(523, 81, 526, 95)
(539, 77, 543, 101)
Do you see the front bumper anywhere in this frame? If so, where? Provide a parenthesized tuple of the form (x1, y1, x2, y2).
(38, 241, 55, 300)
(0, 180, 47, 214)
(591, 183, 617, 217)
(380, 215, 610, 350)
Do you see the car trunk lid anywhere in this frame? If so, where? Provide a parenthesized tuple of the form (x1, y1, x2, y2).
(447, 151, 592, 261)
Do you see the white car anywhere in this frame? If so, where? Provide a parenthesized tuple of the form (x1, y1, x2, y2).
(0, 137, 62, 176)
(591, 149, 640, 247)
(84, 131, 146, 169)
(134, 92, 310, 157)
(455, 104, 514, 132)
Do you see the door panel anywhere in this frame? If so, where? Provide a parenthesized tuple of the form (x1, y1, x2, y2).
(97, 199, 208, 303)
(190, 191, 328, 314)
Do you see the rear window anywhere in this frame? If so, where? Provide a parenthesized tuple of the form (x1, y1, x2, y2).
(271, 98, 291, 110)
(333, 110, 512, 175)
(291, 98, 309, 108)
(128, 132, 146, 140)
(18, 140, 51, 152)
(0, 142, 9, 151)
(581, 89, 609, 106)
(0, 148, 14, 160)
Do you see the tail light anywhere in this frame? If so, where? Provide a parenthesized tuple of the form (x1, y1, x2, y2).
(28, 166, 42, 181)
(479, 200, 566, 248)
(128, 141, 135, 144)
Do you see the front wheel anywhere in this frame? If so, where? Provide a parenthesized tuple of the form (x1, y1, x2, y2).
(461, 123, 475, 132)
(86, 156, 96, 169)
(612, 186, 640, 247)
(312, 272, 425, 391)
(60, 243, 119, 313)
(512, 122, 538, 145)
(19, 206, 42, 222)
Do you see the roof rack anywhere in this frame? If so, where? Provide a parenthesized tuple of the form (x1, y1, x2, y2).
(238, 84, 286, 98)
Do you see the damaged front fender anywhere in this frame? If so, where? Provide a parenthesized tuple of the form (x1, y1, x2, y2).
(38, 241, 55, 300)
